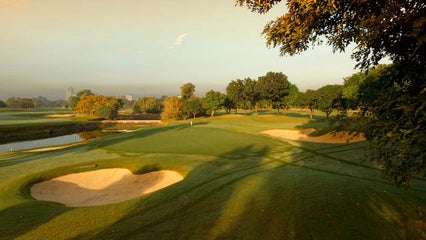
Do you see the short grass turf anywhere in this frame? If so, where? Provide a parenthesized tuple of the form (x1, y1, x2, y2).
(0, 115, 426, 239)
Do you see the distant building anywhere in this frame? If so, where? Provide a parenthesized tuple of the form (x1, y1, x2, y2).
(125, 95, 133, 101)
(66, 86, 75, 100)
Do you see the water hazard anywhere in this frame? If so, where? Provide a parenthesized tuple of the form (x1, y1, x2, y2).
(0, 134, 85, 152)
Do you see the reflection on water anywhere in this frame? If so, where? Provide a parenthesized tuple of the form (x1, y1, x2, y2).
(0, 130, 111, 152)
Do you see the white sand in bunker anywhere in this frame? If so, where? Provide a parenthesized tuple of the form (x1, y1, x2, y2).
(261, 128, 365, 144)
(31, 168, 183, 207)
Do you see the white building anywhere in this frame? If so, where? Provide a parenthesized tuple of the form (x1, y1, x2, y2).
(66, 86, 75, 100)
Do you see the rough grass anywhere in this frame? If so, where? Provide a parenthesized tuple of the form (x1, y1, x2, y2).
(0, 114, 425, 239)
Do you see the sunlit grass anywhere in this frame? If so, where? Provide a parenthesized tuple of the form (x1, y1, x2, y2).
(0, 114, 425, 239)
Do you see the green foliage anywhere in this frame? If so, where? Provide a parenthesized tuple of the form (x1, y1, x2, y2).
(341, 72, 365, 110)
(0, 100, 7, 108)
(5, 97, 34, 109)
(95, 105, 118, 120)
(283, 83, 300, 109)
(68, 96, 80, 109)
(296, 90, 317, 119)
(182, 97, 203, 119)
(180, 83, 196, 100)
(226, 79, 245, 113)
(335, 64, 426, 187)
(238, 0, 426, 187)
(133, 97, 161, 114)
(316, 84, 343, 119)
(256, 72, 290, 112)
(76, 89, 94, 98)
(242, 78, 259, 111)
(202, 90, 225, 117)
(237, 0, 425, 69)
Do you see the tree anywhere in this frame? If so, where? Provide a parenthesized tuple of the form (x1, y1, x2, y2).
(76, 89, 94, 98)
(133, 97, 161, 114)
(226, 79, 244, 113)
(0, 100, 6, 108)
(161, 96, 182, 121)
(180, 83, 196, 100)
(183, 97, 203, 119)
(316, 84, 343, 119)
(95, 105, 118, 120)
(237, 0, 425, 69)
(74, 95, 119, 117)
(68, 96, 80, 109)
(242, 78, 259, 112)
(296, 90, 317, 119)
(5, 97, 34, 109)
(5, 97, 18, 108)
(283, 83, 300, 111)
(202, 90, 226, 117)
(237, 0, 426, 186)
(256, 72, 289, 113)
(341, 72, 366, 110)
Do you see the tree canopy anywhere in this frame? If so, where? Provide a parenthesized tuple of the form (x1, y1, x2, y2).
(236, 0, 425, 186)
(202, 90, 226, 117)
(180, 83, 196, 100)
(237, 0, 425, 69)
(256, 72, 290, 112)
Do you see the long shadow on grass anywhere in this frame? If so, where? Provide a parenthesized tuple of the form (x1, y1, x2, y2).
(83, 144, 274, 239)
(0, 201, 69, 239)
(80, 137, 426, 239)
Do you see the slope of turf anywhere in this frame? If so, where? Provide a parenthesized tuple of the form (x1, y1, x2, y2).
(0, 115, 425, 239)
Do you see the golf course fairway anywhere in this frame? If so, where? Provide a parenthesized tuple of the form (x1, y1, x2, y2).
(0, 114, 425, 239)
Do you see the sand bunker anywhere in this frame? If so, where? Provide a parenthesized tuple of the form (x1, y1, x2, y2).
(31, 168, 183, 207)
(261, 129, 365, 144)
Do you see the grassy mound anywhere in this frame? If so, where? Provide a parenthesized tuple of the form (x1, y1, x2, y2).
(0, 115, 425, 239)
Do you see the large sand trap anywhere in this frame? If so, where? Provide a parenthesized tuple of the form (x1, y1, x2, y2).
(261, 128, 365, 144)
(31, 168, 183, 207)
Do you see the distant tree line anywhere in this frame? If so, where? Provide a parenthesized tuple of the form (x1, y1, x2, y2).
(160, 69, 390, 122)
(0, 96, 68, 109)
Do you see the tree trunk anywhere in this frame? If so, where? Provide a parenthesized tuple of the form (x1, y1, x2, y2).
(211, 111, 215, 117)
(269, 99, 273, 113)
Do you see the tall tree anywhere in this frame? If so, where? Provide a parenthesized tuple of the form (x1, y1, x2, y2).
(202, 90, 225, 117)
(226, 79, 245, 113)
(133, 97, 161, 114)
(283, 83, 300, 111)
(341, 72, 366, 110)
(180, 83, 196, 100)
(161, 96, 182, 121)
(183, 97, 203, 119)
(316, 84, 343, 119)
(237, 0, 426, 186)
(256, 72, 290, 113)
(296, 90, 317, 119)
(242, 78, 259, 112)
(237, 0, 425, 69)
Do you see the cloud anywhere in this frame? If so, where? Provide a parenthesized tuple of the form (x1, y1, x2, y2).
(173, 33, 188, 46)
(0, 0, 25, 8)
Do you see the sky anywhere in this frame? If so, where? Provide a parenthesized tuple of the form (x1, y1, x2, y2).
(0, 0, 361, 100)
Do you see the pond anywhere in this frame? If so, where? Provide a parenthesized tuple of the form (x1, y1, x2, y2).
(0, 130, 113, 152)
(0, 134, 84, 152)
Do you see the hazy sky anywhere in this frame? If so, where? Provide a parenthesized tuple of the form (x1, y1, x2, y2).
(0, 0, 360, 100)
